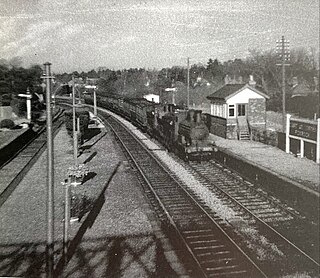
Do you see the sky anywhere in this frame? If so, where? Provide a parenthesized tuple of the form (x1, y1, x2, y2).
(0, 0, 319, 73)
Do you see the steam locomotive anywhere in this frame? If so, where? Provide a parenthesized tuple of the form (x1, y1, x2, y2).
(84, 94, 217, 161)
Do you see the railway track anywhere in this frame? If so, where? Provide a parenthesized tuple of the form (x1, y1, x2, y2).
(56, 100, 319, 277)
(187, 160, 319, 265)
(100, 111, 269, 278)
(0, 110, 64, 207)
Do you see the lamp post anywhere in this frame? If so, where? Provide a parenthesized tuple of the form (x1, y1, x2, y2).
(62, 177, 71, 265)
(187, 57, 190, 108)
(42, 62, 55, 278)
(72, 76, 78, 167)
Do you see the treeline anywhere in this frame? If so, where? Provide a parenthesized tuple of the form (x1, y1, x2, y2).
(56, 47, 318, 112)
(1, 47, 318, 114)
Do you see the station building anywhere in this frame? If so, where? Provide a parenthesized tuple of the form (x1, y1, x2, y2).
(206, 76, 269, 140)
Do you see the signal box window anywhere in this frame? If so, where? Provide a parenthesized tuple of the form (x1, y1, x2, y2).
(238, 104, 246, 116)
(228, 105, 235, 117)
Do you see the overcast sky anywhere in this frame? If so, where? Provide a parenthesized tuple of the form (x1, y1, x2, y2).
(0, 0, 319, 73)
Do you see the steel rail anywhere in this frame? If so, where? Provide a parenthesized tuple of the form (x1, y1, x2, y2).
(190, 162, 320, 267)
(101, 111, 268, 278)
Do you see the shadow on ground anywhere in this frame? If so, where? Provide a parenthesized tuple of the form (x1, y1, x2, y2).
(0, 162, 181, 277)
(81, 132, 106, 151)
(83, 128, 101, 142)
(0, 233, 180, 278)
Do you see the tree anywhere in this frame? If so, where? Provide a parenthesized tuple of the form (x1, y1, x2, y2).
(205, 58, 224, 83)
(87, 69, 99, 79)
(8, 56, 23, 68)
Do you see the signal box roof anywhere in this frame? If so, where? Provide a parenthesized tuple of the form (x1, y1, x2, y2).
(207, 84, 269, 101)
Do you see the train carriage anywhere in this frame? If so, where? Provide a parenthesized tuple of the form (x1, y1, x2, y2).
(135, 99, 155, 131)
(86, 93, 217, 161)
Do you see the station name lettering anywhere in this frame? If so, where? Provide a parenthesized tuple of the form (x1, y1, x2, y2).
(289, 121, 317, 141)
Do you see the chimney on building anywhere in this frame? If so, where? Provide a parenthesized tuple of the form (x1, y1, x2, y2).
(248, 75, 256, 87)
(314, 77, 319, 92)
(224, 75, 231, 84)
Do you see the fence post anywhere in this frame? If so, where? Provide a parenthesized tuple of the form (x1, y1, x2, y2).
(316, 118, 320, 164)
(285, 114, 291, 153)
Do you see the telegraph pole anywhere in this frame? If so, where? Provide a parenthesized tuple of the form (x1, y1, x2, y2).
(72, 76, 78, 166)
(43, 62, 54, 277)
(276, 36, 290, 132)
(187, 57, 190, 108)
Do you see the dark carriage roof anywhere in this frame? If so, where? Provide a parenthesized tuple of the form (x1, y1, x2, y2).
(124, 97, 156, 107)
(207, 84, 269, 101)
(104, 93, 124, 100)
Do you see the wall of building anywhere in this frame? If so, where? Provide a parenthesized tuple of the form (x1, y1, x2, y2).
(0, 106, 14, 121)
(226, 124, 237, 139)
(226, 87, 264, 105)
(247, 98, 266, 127)
(204, 114, 227, 138)
(226, 118, 238, 139)
(210, 103, 227, 118)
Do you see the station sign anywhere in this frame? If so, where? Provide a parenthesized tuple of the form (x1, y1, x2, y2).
(289, 120, 317, 141)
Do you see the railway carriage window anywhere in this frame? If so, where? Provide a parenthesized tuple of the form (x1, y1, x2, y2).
(228, 105, 235, 117)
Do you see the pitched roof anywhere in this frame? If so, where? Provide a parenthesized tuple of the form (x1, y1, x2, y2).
(291, 82, 313, 97)
(207, 84, 269, 101)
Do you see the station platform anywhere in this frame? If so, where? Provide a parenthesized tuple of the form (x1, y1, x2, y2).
(0, 127, 29, 150)
(0, 119, 188, 277)
(209, 134, 319, 218)
(210, 134, 319, 191)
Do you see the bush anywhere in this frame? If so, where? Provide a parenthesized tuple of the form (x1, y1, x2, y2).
(251, 127, 278, 146)
(0, 119, 15, 129)
(10, 98, 27, 117)
(0, 94, 12, 106)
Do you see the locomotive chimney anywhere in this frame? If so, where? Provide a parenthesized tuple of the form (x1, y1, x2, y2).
(194, 110, 202, 123)
(168, 104, 175, 113)
(224, 74, 231, 84)
(187, 109, 195, 121)
(164, 104, 168, 113)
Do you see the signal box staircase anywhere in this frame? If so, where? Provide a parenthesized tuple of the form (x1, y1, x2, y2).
(237, 118, 250, 140)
